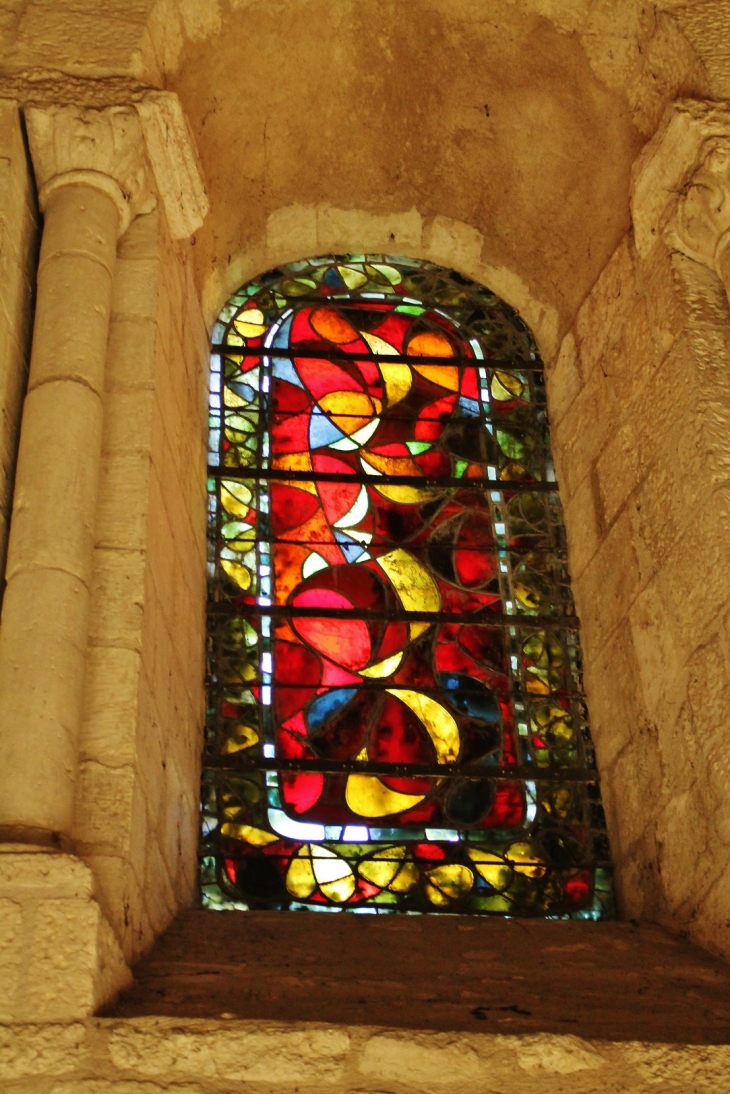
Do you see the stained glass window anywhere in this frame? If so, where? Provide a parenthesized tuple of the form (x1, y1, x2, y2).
(201, 255, 613, 918)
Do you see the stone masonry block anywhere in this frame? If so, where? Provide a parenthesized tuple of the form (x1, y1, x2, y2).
(111, 259, 160, 322)
(73, 761, 136, 856)
(105, 317, 157, 391)
(80, 645, 142, 767)
(102, 389, 155, 457)
(95, 453, 151, 551)
(360, 1033, 487, 1087)
(0, 897, 22, 1020)
(0, 1022, 87, 1079)
(0, 855, 130, 1020)
(108, 1022, 350, 1082)
(546, 331, 581, 429)
(88, 548, 146, 649)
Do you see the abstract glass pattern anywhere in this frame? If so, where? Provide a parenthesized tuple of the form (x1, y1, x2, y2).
(201, 256, 613, 917)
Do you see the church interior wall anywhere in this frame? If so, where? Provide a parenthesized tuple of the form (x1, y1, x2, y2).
(1, 0, 730, 1087)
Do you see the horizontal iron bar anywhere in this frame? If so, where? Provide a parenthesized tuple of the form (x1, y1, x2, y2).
(203, 756, 598, 781)
(211, 344, 545, 371)
(208, 466, 559, 491)
(212, 539, 568, 559)
(207, 603, 579, 627)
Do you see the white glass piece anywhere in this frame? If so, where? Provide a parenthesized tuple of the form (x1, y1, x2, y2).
(360, 456, 382, 476)
(302, 552, 329, 579)
(263, 743, 275, 757)
(261, 652, 272, 674)
(329, 435, 359, 451)
(262, 685, 271, 705)
(343, 825, 369, 841)
(334, 485, 369, 529)
(268, 809, 325, 841)
(425, 828, 460, 842)
(349, 418, 380, 446)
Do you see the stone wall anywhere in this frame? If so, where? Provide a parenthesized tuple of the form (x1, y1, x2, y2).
(550, 218, 730, 956)
(72, 207, 208, 964)
(3, 1017, 730, 1093)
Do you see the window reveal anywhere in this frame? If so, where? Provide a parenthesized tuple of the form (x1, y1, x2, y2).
(201, 256, 613, 917)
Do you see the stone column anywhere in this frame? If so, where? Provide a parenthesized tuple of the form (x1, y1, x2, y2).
(0, 105, 154, 848)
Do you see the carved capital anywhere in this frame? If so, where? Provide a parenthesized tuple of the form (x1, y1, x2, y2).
(25, 103, 155, 236)
(631, 100, 730, 271)
(24, 93, 208, 240)
(671, 139, 730, 275)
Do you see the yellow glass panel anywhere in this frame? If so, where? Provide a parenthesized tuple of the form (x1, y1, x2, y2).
(345, 774, 426, 817)
(220, 823, 278, 846)
(378, 361, 413, 407)
(477, 893, 513, 912)
(286, 847, 317, 898)
(221, 560, 251, 590)
(222, 724, 259, 754)
(224, 385, 252, 408)
(425, 864, 474, 904)
(311, 845, 356, 902)
(361, 331, 399, 356)
(359, 650, 404, 678)
(525, 670, 551, 696)
(413, 365, 460, 392)
(338, 266, 369, 290)
(366, 263, 402, 286)
(391, 860, 419, 892)
(409, 621, 431, 640)
(361, 449, 421, 477)
(376, 548, 441, 614)
(319, 391, 381, 434)
(491, 370, 524, 401)
(311, 307, 359, 345)
(387, 689, 460, 764)
(221, 522, 256, 551)
(273, 450, 313, 473)
(407, 331, 454, 357)
(468, 847, 512, 891)
(233, 309, 267, 338)
(281, 278, 316, 295)
(506, 841, 547, 879)
(359, 846, 416, 891)
(373, 483, 439, 504)
(221, 480, 253, 520)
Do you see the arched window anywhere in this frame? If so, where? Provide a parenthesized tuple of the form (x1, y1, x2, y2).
(201, 255, 612, 918)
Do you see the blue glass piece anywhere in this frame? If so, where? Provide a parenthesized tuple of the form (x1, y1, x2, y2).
(459, 396, 481, 417)
(272, 314, 293, 349)
(334, 530, 364, 562)
(323, 266, 346, 289)
(309, 406, 346, 448)
(272, 357, 304, 388)
(437, 673, 501, 724)
(307, 688, 358, 732)
(228, 382, 256, 402)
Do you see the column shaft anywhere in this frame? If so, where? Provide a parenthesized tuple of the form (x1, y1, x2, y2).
(0, 182, 120, 846)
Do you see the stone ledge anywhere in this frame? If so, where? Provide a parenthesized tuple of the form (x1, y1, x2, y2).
(1, 1017, 730, 1093)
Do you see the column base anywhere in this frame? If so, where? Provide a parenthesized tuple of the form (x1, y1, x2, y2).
(0, 848, 131, 1021)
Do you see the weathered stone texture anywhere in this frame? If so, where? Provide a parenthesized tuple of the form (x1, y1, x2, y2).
(75, 206, 208, 965)
(2, 1017, 730, 1093)
(552, 217, 730, 955)
(0, 98, 36, 587)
